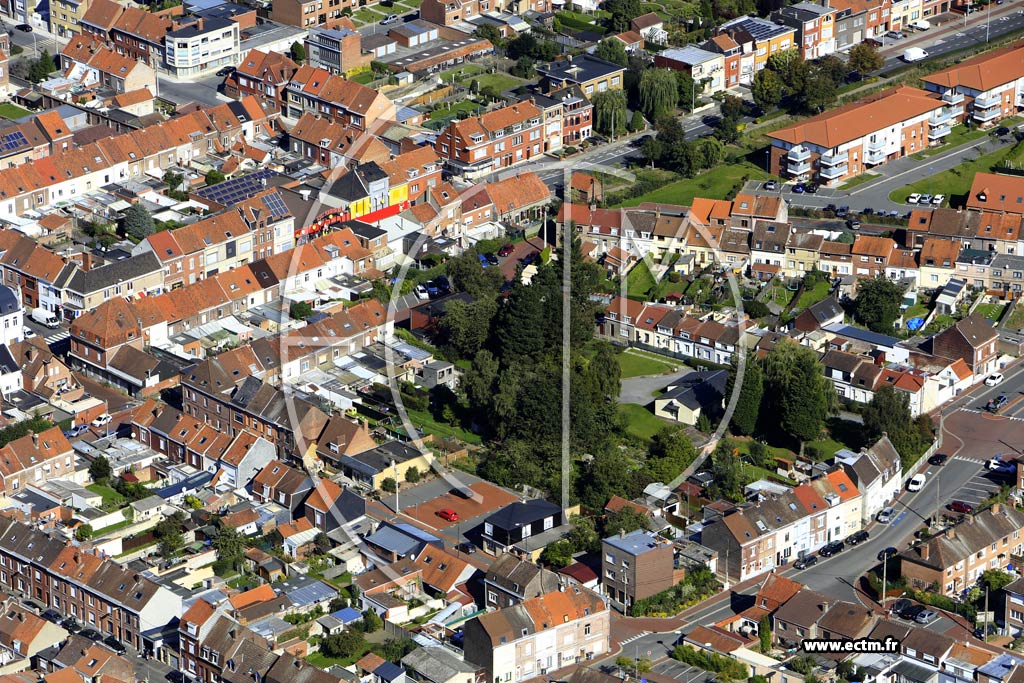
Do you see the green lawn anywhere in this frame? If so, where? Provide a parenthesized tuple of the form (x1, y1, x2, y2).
(837, 173, 880, 190)
(406, 408, 482, 445)
(889, 142, 1024, 205)
(351, 7, 386, 23)
(762, 279, 795, 308)
(626, 261, 657, 298)
(351, 71, 377, 85)
(618, 350, 679, 378)
(306, 646, 371, 669)
(976, 302, 1006, 322)
(428, 100, 485, 121)
(796, 279, 831, 309)
(92, 518, 133, 536)
(0, 103, 30, 120)
(920, 124, 989, 157)
(806, 418, 867, 460)
(463, 72, 526, 93)
(617, 162, 777, 207)
(556, 9, 607, 33)
(1004, 304, 1024, 329)
(903, 301, 930, 320)
(440, 64, 485, 82)
(87, 483, 125, 508)
(618, 403, 667, 441)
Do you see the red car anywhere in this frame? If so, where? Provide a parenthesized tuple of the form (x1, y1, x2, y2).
(948, 501, 973, 514)
(498, 243, 515, 257)
(436, 508, 459, 522)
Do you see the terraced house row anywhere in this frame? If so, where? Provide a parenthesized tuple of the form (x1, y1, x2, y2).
(0, 516, 181, 651)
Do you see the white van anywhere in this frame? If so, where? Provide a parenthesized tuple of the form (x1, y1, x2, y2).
(903, 47, 928, 62)
(911, 19, 931, 30)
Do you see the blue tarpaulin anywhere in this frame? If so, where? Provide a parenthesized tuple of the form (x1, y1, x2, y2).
(907, 317, 925, 331)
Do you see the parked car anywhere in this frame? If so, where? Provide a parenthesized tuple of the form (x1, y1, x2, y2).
(103, 636, 127, 655)
(60, 617, 80, 633)
(478, 253, 490, 268)
(997, 126, 1012, 136)
(928, 453, 949, 466)
(21, 327, 34, 338)
(987, 456, 1015, 471)
(902, 605, 927, 621)
(836, 205, 850, 217)
(64, 424, 89, 439)
(216, 66, 235, 77)
(436, 508, 459, 521)
(892, 599, 913, 617)
(848, 530, 870, 545)
(987, 394, 1010, 413)
(425, 281, 441, 298)
(498, 243, 515, 257)
(806, 183, 819, 194)
(948, 500, 974, 514)
(793, 183, 806, 194)
(825, 203, 838, 213)
(877, 547, 899, 562)
(907, 473, 926, 491)
(414, 284, 429, 300)
(434, 275, 452, 293)
(907, 193, 922, 204)
(379, 13, 399, 23)
(985, 372, 1005, 386)
(41, 609, 62, 624)
(91, 413, 112, 428)
(931, 194, 946, 206)
(864, 37, 883, 47)
(485, 252, 499, 266)
(887, 30, 906, 39)
(916, 610, 939, 624)
(919, 193, 934, 204)
(455, 542, 475, 555)
(764, 180, 778, 191)
(15, 24, 31, 31)
(522, 250, 541, 265)
(819, 540, 845, 557)
(877, 506, 896, 523)
(79, 629, 103, 642)
(847, 218, 861, 230)
(793, 555, 818, 569)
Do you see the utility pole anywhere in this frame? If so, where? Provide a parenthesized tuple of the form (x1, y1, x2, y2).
(881, 552, 888, 608)
(987, 0, 991, 42)
(985, 585, 990, 642)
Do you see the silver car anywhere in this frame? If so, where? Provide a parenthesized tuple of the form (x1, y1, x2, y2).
(915, 610, 939, 624)
(877, 506, 896, 524)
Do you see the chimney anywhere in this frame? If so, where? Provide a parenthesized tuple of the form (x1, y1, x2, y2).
(25, 347, 34, 362)
(967, 515, 975, 526)
(921, 544, 930, 560)
(31, 433, 38, 449)
(821, 601, 830, 613)
(993, 503, 1002, 514)
(619, 529, 626, 539)
(946, 528, 956, 539)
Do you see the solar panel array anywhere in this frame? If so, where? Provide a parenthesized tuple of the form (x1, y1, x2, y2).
(261, 191, 290, 218)
(196, 168, 276, 205)
(1, 131, 27, 151)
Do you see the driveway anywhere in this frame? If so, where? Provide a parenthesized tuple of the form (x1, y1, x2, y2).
(619, 368, 694, 405)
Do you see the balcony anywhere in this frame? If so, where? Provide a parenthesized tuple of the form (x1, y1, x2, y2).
(865, 148, 887, 165)
(975, 91, 1003, 109)
(867, 138, 887, 152)
(929, 108, 954, 126)
(818, 164, 849, 179)
(787, 145, 811, 163)
(787, 159, 811, 175)
(929, 124, 952, 139)
(942, 90, 964, 105)
(820, 150, 848, 166)
(974, 107, 1003, 123)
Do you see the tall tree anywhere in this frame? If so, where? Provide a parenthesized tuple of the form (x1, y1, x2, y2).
(802, 70, 838, 113)
(726, 352, 763, 436)
(848, 42, 884, 75)
(213, 525, 245, 571)
(88, 455, 112, 483)
(708, 439, 744, 502)
(698, 137, 725, 168)
(595, 37, 629, 66)
(438, 298, 497, 358)
(862, 385, 923, 466)
(592, 90, 628, 137)
(763, 339, 835, 447)
(675, 70, 698, 111)
(604, 0, 641, 31)
(766, 49, 806, 93)
(638, 68, 679, 121)
(751, 69, 783, 113)
(289, 41, 306, 65)
(855, 277, 904, 333)
(124, 203, 155, 240)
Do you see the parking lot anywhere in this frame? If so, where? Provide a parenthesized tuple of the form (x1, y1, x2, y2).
(652, 659, 713, 683)
(948, 466, 1010, 510)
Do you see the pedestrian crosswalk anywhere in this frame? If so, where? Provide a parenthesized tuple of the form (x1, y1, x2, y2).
(45, 330, 70, 344)
(959, 406, 1024, 423)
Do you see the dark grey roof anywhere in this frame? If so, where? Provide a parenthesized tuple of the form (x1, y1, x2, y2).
(402, 648, 478, 683)
(536, 54, 624, 84)
(659, 370, 728, 411)
(0, 344, 17, 375)
(486, 499, 562, 531)
(806, 296, 843, 324)
(65, 251, 162, 295)
(167, 16, 234, 38)
(0, 286, 18, 317)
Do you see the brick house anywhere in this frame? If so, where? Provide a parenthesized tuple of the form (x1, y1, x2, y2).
(901, 504, 1024, 596)
(932, 313, 999, 380)
(601, 529, 674, 610)
(434, 102, 544, 179)
(223, 48, 299, 113)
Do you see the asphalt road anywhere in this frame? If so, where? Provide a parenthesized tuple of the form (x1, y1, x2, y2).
(619, 368, 694, 405)
(878, 5, 1024, 71)
(5, 22, 62, 59)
